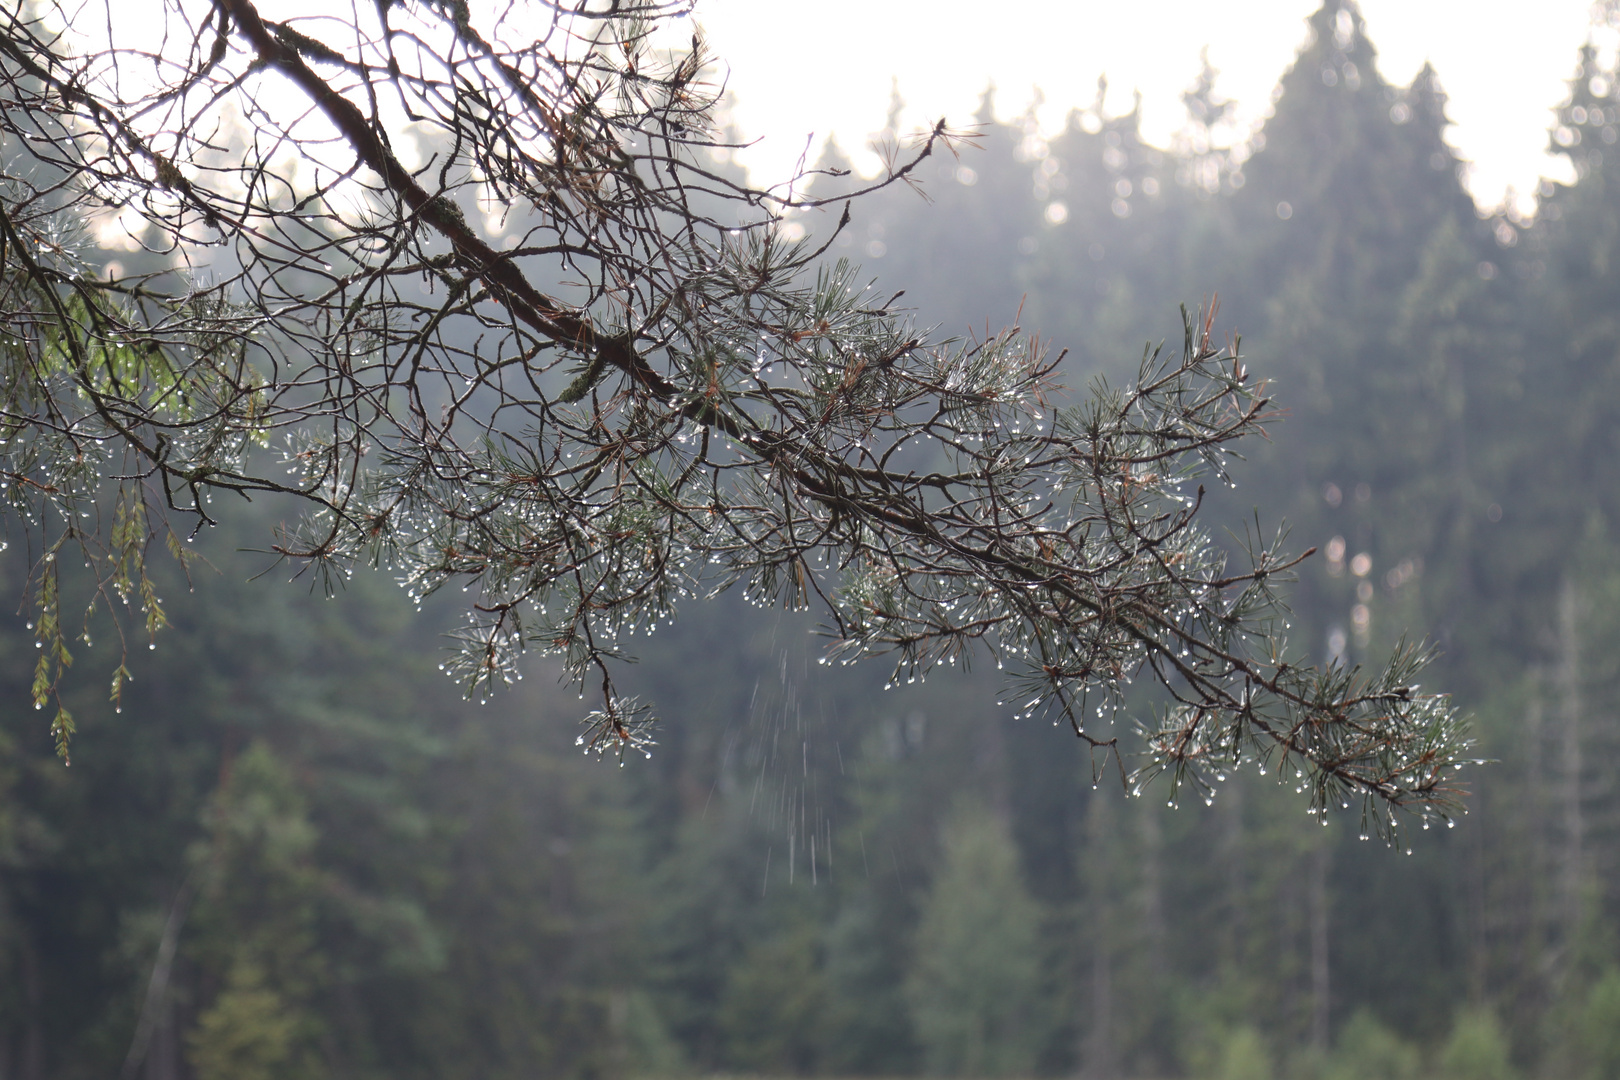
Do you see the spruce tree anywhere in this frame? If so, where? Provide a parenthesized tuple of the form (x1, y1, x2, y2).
(906, 799, 1051, 1077)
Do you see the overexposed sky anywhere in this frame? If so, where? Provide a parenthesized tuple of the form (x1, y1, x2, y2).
(697, 0, 1609, 215)
(72, 0, 1612, 216)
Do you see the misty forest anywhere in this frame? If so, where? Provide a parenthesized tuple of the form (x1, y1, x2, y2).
(7, 1, 1620, 1078)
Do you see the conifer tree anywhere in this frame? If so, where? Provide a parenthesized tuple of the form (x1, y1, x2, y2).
(906, 799, 1051, 1077)
(16, 1, 1620, 1074)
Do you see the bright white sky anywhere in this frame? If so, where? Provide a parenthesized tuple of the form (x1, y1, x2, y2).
(696, 0, 1611, 216)
(74, 0, 1612, 218)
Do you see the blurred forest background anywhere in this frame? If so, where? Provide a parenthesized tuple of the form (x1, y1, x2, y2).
(8, 1, 1620, 1077)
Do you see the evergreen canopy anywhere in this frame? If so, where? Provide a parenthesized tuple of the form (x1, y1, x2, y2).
(0, 0, 1466, 827)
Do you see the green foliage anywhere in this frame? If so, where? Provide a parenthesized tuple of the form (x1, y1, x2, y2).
(187, 960, 319, 1080)
(1574, 969, 1620, 1080)
(1324, 1010, 1421, 1080)
(717, 920, 827, 1073)
(185, 741, 328, 1080)
(617, 989, 690, 1078)
(1213, 1026, 1274, 1080)
(14, 1, 1620, 1077)
(906, 798, 1052, 1077)
(1438, 1009, 1516, 1080)
(820, 889, 917, 1074)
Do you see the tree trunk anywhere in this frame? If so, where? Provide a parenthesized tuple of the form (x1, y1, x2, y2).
(1309, 841, 1331, 1053)
(1081, 791, 1115, 1080)
(1139, 796, 1166, 982)
(1556, 578, 1585, 986)
(1220, 776, 1247, 972)
(20, 933, 43, 1080)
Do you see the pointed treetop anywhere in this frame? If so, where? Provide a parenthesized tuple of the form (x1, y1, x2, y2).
(808, 133, 855, 190)
(1402, 62, 1454, 152)
(1176, 47, 1238, 191)
(1308, 0, 1375, 59)
(1256, 0, 1392, 181)
(1017, 85, 1047, 131)
(1240, 0, 1477, 271)
(1410, 61, 1446, 107)
(974, 83, 997, 127)
(1282, 0, 1382, 103)
(882, 77, 905, 139)
(1182, 46, 1234, 131)
(1547, 39, 1618, 180)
